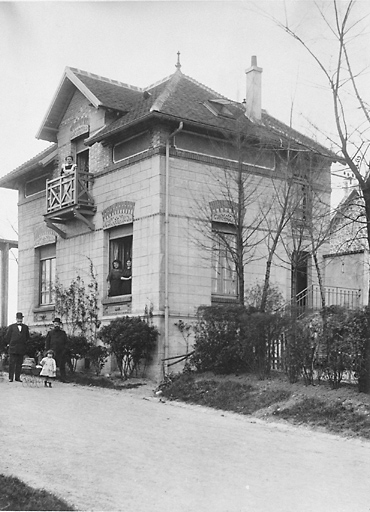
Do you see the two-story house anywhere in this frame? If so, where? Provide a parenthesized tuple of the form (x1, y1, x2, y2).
(0, 56, 338, 378)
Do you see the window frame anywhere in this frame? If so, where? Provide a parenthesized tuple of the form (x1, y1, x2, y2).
(108, 225, 133, 297)
(211, 222, 238, 298)
(38, 244, 56, 306)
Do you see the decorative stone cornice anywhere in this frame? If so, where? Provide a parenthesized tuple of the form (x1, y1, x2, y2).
(34, 225, 57, 247)
(209, 200, 237, 224)
(102, 201, 135, 229)
(70, 115, 90, 140)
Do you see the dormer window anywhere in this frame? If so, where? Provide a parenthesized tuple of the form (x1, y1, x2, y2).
(204, 98, 235, 119)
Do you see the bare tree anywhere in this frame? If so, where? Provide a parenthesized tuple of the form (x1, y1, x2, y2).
(271, 0, 370, 390)
(191, 129, 269, 305)
(273, 0, 370, 290)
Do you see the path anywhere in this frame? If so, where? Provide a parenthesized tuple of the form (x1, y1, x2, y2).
(1, 379, 369, 511)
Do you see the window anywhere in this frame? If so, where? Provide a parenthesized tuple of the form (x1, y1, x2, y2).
(113, 132, 151, 163)
(108, 225, 133, 297)
(175, 131, 275, 170)
(292, 180, 311, 226)
(25, 174, 48, 197)
(39, 244, 56, 305)
(212, 225, 237, 296)
(204, 99, 235, 118)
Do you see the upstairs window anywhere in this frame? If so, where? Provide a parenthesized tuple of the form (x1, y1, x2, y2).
(204, 99, 235, 118)
(25, 174, 48, 197)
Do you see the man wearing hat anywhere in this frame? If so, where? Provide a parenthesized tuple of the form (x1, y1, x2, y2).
(45, 318, 68, 382)
(5, 312, 30, 382)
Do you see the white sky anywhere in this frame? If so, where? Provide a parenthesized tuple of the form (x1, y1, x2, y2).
(0, 0, 369, 319)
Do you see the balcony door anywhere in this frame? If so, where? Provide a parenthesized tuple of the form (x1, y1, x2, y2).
(291, 251, 309, 311)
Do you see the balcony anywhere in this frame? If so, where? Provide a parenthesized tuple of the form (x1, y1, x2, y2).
(44, 170, 96, 237)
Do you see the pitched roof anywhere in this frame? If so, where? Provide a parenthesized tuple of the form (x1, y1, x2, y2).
(36, 66, 338, 160)
(0, 144, 57, 189)
(84, 69, 339, 160)
(1, 63, 339, 190)
(37, 67, 143, 142)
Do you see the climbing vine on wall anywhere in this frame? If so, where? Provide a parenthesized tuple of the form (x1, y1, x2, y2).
(54, 257, 100, 343)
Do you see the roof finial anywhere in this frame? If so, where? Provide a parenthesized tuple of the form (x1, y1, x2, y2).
(176, 51, 181, 70)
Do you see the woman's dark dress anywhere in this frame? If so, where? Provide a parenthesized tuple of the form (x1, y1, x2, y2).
(107, 268, 125, 296)
(121, 268, 132, 295)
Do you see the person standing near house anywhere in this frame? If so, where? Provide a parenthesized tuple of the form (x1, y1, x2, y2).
(45, 318, 68, 382)
(60, 155, 77, 176)
(6, 312, 30, 382)
(39, 349, 57, 387)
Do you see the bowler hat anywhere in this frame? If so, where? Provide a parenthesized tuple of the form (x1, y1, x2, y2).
(53, 317, 62, 323)
(16, 312, 23, 319)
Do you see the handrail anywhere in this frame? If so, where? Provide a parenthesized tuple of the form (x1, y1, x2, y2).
(286, 284, 361, 317)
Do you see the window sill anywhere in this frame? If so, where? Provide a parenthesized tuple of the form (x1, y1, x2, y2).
(102, 295, 132, 305)
(33, 305, 55, 324)
(33, 305, 55, 313)
(211, 295, 239, 304)
(102, 295, 132, 316)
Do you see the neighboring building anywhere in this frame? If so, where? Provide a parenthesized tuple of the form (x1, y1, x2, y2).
(324, 186, 368, 307)
(0, 56, 339, 378)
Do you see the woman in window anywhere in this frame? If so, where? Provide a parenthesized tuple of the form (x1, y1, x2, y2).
(121, 259, 132, 295)
(107, 259, 125, 297)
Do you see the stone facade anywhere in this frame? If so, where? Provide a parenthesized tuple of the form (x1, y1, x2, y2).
(3, 67, 334, 380)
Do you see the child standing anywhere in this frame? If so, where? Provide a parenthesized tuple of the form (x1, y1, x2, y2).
(39, 349, 57, 387)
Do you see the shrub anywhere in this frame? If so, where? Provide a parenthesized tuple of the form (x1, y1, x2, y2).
(322, 306, 354, 389)
(286, 307, 370, 391)
(86, 345, 109, 376)
(26, 332, 46, 361)
(284, 320, 311, 383)
(0, 326, 8, 356)
(98, 316, 159, 379)
(245, 283, 285, 312)
(67, 335, 91, 371)
(191, 305, 287, 376)
(191, 305, 248, 374)
(342, 307, 370, 393)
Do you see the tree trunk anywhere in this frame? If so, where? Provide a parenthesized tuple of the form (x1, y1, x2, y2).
(237, 139, 245, 305)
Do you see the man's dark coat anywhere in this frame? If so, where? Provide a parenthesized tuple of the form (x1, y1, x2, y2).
(6, 323, 30, 355)
(45, 328, 68, 362)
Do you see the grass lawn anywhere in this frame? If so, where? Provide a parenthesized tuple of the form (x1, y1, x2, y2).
(0, 474, 75, 511)
(158, 371, 370, 440)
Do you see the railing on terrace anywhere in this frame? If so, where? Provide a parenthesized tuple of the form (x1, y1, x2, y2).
(46, 169, 94, 213)
(293, 284, 361, 318)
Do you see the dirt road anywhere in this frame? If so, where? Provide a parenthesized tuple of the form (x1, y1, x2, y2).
(1, 378, 369, 512)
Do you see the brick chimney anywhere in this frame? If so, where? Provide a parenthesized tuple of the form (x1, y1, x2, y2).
(245, 55, 262, 121)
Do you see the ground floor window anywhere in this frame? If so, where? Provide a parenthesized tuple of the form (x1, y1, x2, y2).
(39, 244, 56, 305)
(107, 225, 133, 297)
(212, 224, 237, 296)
